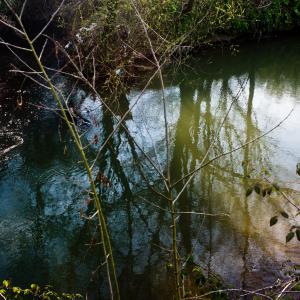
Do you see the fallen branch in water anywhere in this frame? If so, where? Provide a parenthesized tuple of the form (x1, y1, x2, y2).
(0, 133, 23, 156)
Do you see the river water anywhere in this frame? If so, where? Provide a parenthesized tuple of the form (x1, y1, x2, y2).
(1, 36, 300, 299)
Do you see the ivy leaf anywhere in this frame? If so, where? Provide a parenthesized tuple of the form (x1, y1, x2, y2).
(296, 229, 300, 241)
(270, 216, 278, 226)
(30, 284, 39, 292)
(286, 232, 295, 243)
(2, 280, 10, 288)
(281, 211, 289, 219)
(24, 289, 32, 295)
(246, 187, 253, 197)
(12, 287, 21, 294)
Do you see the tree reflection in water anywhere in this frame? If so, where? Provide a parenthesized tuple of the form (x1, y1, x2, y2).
(1, 36, 300, 299)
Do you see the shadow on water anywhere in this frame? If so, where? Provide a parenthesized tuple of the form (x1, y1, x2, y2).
(1, 36, 300, 298)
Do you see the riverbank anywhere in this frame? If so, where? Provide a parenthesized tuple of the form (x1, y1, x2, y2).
(59, 0, 300, 87)
(1, 0, 300, 90)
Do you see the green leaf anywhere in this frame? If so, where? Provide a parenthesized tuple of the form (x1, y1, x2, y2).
(246, 187, 253, 197)
(270, 216, 278, 226)
(281, 211, 289, 218)
(24, 289, 32, 295)
(286, 232, 295, 243)
(75, 294, 83, 298)
(296, 229, 300, 241)
(30, 284, 39, 292)
(2, 280, 10, 288)
(12, 287, 21, 294)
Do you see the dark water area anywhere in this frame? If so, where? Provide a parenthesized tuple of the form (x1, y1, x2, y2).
(1, 35, 300, 299)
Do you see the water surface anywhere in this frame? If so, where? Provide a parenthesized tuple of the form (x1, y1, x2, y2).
(1, 36, 300, 299)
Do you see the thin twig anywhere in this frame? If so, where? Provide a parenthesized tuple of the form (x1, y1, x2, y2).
(276, 279, 295, 299)
(20, 0, 28, 20)
(185, 288, 273, 299)
(0, 136, 23, 156)
(0, 39, 31, 51)
(0, 18, 24, 36)
(39, 38, 48, 60)
(176, 211, 229, 217)
(32, 0, 66, 43)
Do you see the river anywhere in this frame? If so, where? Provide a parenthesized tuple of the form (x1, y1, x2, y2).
(0, 35, 300, 299)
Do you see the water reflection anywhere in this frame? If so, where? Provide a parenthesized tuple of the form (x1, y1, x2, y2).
(1, 36, 300, 299)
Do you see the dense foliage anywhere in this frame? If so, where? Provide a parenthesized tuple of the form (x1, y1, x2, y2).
(2, 0, 300, 81)
(59, 0, 300, 85)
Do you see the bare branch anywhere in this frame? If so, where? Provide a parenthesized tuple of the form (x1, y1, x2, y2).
(0, 18, 24, 36)
(32, 0, 65, 43)
(0, 134, 23, 156)
(132, 0, 170, 183)
(20, 0, 28, 20)
(9, 68, 51, 90)
(176, 211, 229, 217)
(39, 38, 48, 60)
(138, 196, 170, 213)
(276, 278, 296, 299)
(264, 176, 300, 211)
(0, 38, 45, 81)
(0, 39, 31, 52)
(92, 53, 96, 89)
(0, 292, 6, 300)
(90, 65, 163, 170)
(185, 288, 273, 300)
(40, 38, 167, 181)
